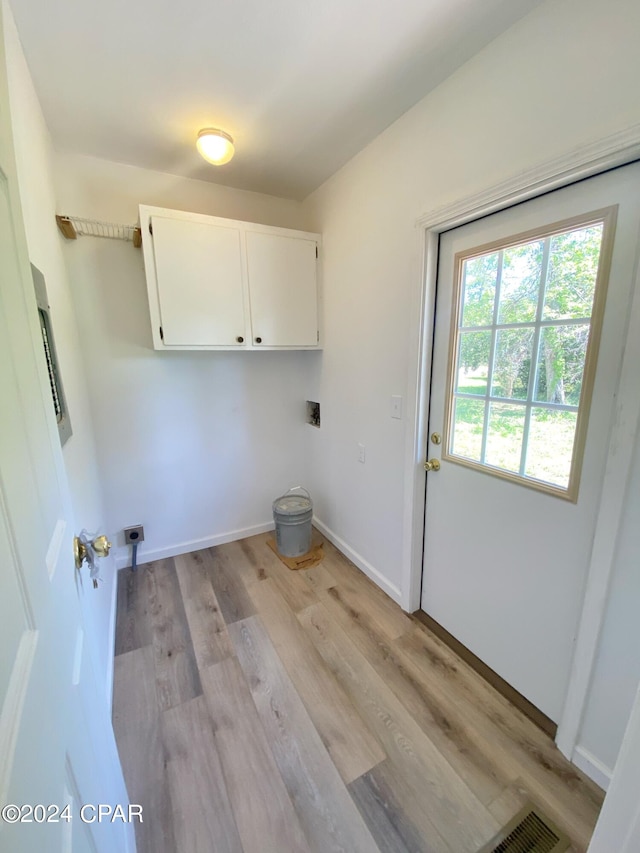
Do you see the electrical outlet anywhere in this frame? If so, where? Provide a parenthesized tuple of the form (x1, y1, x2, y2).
(358, 443, 366, 463)
(124, 525, 145, 544)
(391, 395, 403, 419)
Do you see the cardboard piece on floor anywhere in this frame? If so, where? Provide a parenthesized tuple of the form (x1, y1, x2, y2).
(266, 533, 324, 571)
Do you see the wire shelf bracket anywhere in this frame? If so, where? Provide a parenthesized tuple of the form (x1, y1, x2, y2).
(56, 215, 142, 247)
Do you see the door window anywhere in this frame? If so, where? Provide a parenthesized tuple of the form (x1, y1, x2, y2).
(445, 208, 615, 500)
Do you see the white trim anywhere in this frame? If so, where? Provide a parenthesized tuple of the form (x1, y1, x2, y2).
(416, 123, 640, 231)
(572, 745, 612, 792)
(106, 559, 118, 709)
(113, 521, 275, 569)
(588, 683, 640, 852)
(557, 257, 640, 757)
(0, 629, 38, 804)
(401, 227, 436, 612)
(313, 516, 402, 604)
(406, 123, 640, 760)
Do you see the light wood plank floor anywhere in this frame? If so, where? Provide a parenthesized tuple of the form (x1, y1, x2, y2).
(113, 532, 604, 853)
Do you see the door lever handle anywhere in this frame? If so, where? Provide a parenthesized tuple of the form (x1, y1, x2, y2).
(424, 458, 441, 472)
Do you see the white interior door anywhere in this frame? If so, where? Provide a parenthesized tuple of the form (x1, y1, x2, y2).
(0, 10, 133, 850)
(421, 163, 640, 723)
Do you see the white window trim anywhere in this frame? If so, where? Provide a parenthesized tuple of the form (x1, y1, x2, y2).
(445, 215, 611, 499)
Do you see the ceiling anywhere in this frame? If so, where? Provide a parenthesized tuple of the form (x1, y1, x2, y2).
(11, 0, 545, 200)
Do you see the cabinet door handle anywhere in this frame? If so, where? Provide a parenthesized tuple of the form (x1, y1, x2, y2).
(255, 336, 262, 344)
(236, 336, 244, 343)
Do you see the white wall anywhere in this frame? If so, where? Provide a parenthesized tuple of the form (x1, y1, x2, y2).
(3, 3, 115, 698)
(301, 0, 640, 778)
(54, 153, 316, 568)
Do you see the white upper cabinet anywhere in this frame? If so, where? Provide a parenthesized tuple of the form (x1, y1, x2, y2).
(139, 205, 321, 351)
(151, 216, 246, 346)
(246, 230, 318, 347)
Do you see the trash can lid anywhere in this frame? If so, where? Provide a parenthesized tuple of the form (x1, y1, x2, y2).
(273, 494, 312, 515)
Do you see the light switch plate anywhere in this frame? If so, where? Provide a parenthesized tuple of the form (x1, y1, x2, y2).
(391, 395, 403, 419)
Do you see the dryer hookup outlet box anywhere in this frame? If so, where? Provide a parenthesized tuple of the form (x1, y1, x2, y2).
(306, 401, 321, 427)
(124, 525, 145, 544)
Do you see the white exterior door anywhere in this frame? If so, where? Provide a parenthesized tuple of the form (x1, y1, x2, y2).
(421, 163, 640, 723)
(0, 9, 133, 851)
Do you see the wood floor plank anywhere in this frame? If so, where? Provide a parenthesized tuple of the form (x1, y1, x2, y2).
(204, 545, 257, 624)
(397, 625, 603, 851)
(321, 544, 413, 640)
(174, 551, 233, 668)
(248, 578, 385, 784)
(298, 601, 500, 853)
(214, 537, 267, 588)
(486, 778, 533, 826)
(113, 646, 176, 853)
(200, 656, 311, 853)
(239, 534, 318, 612)
(146, 558, 202, 711)
(348, 765, 433, 853)
(317, 583, 506, 804)
(228, 615, 381, 853)
(299, 562, 336, 593)
(162, 695, 243, 853)
(114, 566, 152, 655)
(401, 625, 606, 800)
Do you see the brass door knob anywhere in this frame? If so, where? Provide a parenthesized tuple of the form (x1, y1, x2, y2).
(73, 533, 112, 568)
(424, 458, 441, 472)
(92, 535, 112, 558)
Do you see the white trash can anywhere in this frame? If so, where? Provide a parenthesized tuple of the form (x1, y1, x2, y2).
(272, 486, 313, 558)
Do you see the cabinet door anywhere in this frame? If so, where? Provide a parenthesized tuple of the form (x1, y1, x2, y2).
(151, 215, 246, 346)
(246, 231, 318, 347)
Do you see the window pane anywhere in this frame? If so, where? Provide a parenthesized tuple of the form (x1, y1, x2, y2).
(498, 240, 543, 324)
(525, 409, 578, 487)
(451, 397, 485, 462)
(543, 224, 603, 320)
(447, 214, 609, 498)
(456, 331, 491, 395)
(534, 324, 589, 406)
(461, 253, 499, 328)
(491, 328, 535, 401)
(485, 403, 526, 473)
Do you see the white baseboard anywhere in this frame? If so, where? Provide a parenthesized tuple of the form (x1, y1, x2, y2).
(106, 558, 118, 710)
(114, 521, 275, 570)
(313, 516, 402, 605)
(572, 744, 612, 791)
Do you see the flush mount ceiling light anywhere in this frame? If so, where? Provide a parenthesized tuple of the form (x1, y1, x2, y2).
(196, 128, 235, 165)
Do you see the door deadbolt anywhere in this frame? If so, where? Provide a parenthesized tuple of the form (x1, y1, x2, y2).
(431, 432, 441, 445)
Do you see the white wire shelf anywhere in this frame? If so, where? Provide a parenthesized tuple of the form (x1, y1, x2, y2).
(56, 215, 142, 246)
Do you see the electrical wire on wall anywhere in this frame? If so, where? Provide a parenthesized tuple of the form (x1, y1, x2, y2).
(130, 541, 138, 572)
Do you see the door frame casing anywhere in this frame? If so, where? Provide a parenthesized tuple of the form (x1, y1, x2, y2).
(403, 121, 640, 769)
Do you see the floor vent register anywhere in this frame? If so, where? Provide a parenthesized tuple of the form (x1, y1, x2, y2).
(478, 804, 571, 853)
